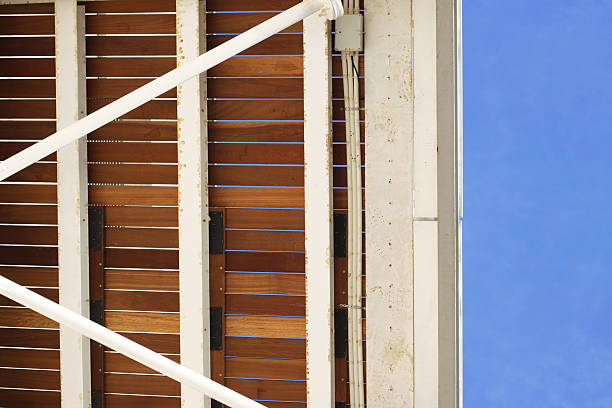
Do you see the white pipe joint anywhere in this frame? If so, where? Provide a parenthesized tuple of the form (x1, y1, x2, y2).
(322, 0, 344, 19)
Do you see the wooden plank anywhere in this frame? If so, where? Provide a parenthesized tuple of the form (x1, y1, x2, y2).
(226, 294, 305, 316)
(226, 315, 305, 338)
(104, 206, 177, 228)
(0, 389, 60, 408)
(104, 394, 179, 408)
(105, 248, 178, 270)
(87, 57, 175, 77)
(105, 290, 178, 313)
(86, 14, 175, 35)
(87, 78, 176, 99)
(88, 99, 176, 120)
(5, 162, 56, 183)
(0, 16, 53, 35)
(89, 164, 177, 185)
(89, 186, 177, 206)
(0, 225, 57, 245)
(211, 187, 304, 208)
(226, 229, 304, 252)
(105, 351, 179, 374)
(207, 13, 301, 34)
(0, 328, 58, 349)
(209, 165, 302, 187)
(207, 0, 300, 11)
(105, 311, 178, 334)
(226, 272, 304, 296)
(0, 308, 58, 329)
(208, 122, 303, 142)
(225, 337, 305, 359)
(210, 143, 302, 164)
(0, 37, 54, 56)
(0, 348, 58, 370)
(87, 142, 177, 163)
(225, 208, 304, 230)
(106, 269, 178, 291)
(0, 266, 57, 287)
(0, 141, 56, 160)
(86, 36, 176, 56)
(0, 100, 55, 119)
(224, 378, 305, 402)
(209, 77, 302, 98)
(227, 252, 304, 273)
(0, 204, 57, 224)
(0, 58, 54, 78)
(207, 34, 302, 55)
(0, 287, 57, 306)
(88, 121, 176, 142)
(119, 332, 179, 355)
(0, 121, 56, 141)
(105, 372, 179, 396)
(208, 100, 302, 121)
(0, 79, 54, 98)
(85, 0, 175, 13)
(0, 246, 57, 266)
(226, 357, 305, 380)
(105, 227, 178, 248)
(209, 56, 302, 77)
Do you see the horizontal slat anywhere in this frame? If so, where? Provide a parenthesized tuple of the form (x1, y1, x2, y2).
(213, 187, 304, 208)
(0, 348, 58, 370)
(0, 4, 54, 14)
(105, 227, 177, 248)
(0, 246, 57, 266)
(87, 57, 175, 77)
(104, 206, 177, 227)
(88, 121, 176, 142)
(89, 164, 176, 185)
(0, 79, 54, 98)
(0, 37, 54, 56)
(0, 58, 54, 77)
(104, 394, 179, 408)
(105, 248, 177, 269)
(89, 186, 177, 206)
(88, 99, 176, 120)
(225, 337, 305, 359)
(106, 311, 178, 333)
(225, 208, 304, 230)
(5, 162, 56, 183)
(120, 332, 179, 355)
(209, 56, 302, 77)
(226, 357, 305, 380)
(0, 184, 56, 204)
(207, 34, 302, 55)
(227, 251, 304, 273)
(226, 272, 304, 295)
(106, 269, 178, 291)
(208, 99, 302, 121)
(86, 36, 176, 56)
(209, 77, 302, 98)
(105, 351, 178, 374)
(0, 389, 59, 408)
(208, 121, 303, 142)
(87, 142, 176, 163)
(209, 165, 301, 187)
(208, 0, 300, 12)
(0, 307, 58, 329)
(87, 78, 176, 99)
(226, 229, 304, 252)
(0, 225, 57, 245)
(0, 266, 57, 287)
(0, 16, 53, 35)
(0, 121, 56, 141)
(0, 204, 57, 224)
(86, 14, 175, 35)
(85, 0, 175, 13)
(0, 287, 57, 306)
(226, 294, 304, 316)
(0, 328, 58, 349)
(105, 372, 179, 396)
(0, 100, 55, 119)
(227, 315, 304, 338)
(0, 141, 56, 160)
(210, 143, 302, 164)
(225, 378, 304, 402)
(208, 13, 301, 34)
(105, 290, 178, 312)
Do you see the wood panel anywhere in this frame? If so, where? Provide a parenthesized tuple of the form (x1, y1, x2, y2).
(226, 272, 304, 296)
(0, 141, 56, 160)
(0, 288, 57, 307)
(104, 206, 177, 227)
(209, 165, 302, 187)
(86, 36, 176, 56)
(0, 4, 54, 14)
(0, 308, 58, 329)
(0, 348, 58, 370)
(87, 142, 176, 163)
(87, 99, 176, 120)
(0, 246, 58, 266)
(85, 0, 175, 13)
(226, 208, 304, 230)
(89, 164, 177, 185)
(106, 269, 178, 291)
(86, 14, 175, 35)
(0, 328, 59, 349)
(105, 290, 178, 313)
(89, 185, 177, 206)
(226, 357, 305, 380)
(5, 162, 56, 183)
(104, 352, 179, 374)
(0, 16, 53, 35)
(119, 332, 179, 355)
(224, 378, 305, 402)
(0, 389, 60, 408)
(210, 187, 304, 208)
(209, 143, 302, 164)
(208, 100, 302, 121)
(87, 78, 176, 99)
(105, 248, 177, 269)
(207, 34, 302, 55)
(0, 225, 57, 245)
(208, 121, 303, 142)
(0, 204, 57, 224)
(0, 79, 55, 98)
(207, 0, 300, 11)
(88, 121, 176, 142)
(87, 57, 175, 77)
(208, 13, 301, 34)
(0, 100, 55, 119)
(104, 394, 179, 408)
(209, 56, 302, 77)
(0, 58, 55, 77)
(226, 315, 305, 338)
(226, 294, 305, 316)
(0, 121, 56, 141)
(0, 37, 54, 56)
(105, 311, 178, 334)
(226, 229, 304, 252)
(227, 251, 304, 273)
(105, 373, 179, 396)
(225, 337, 305, 359)
(208, 77, 302, 98)
(105, 227, 178, 248)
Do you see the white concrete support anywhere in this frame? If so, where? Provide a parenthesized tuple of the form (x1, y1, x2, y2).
(176, 1, 210, 407)
(413, 0, 440, 406)
(303, 10, 335, 408)
(364, 0, 414, 406)
(55, 2, 91, 407)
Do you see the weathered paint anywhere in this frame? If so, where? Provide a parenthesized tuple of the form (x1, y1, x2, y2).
(176, 1, 211, 407)
(364, 0, 415, 406)
(303, 9, 335, 408)
(55, 2, 91, 407)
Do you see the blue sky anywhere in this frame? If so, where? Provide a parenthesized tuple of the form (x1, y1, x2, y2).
(463, 0, 612, 406)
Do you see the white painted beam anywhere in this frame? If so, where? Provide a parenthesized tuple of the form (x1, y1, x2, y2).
(303, 10, 335, 408)
(55, 2, 90, 407)
(364, 0, 414, 407)
(176, 1, 210, 407)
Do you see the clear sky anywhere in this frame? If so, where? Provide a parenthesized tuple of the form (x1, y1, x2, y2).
(463, 0, 612, 406)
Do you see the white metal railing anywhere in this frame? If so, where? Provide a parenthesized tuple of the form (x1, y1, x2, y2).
(0, 1, 343, 407)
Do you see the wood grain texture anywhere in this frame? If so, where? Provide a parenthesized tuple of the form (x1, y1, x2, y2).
(227, 251, 304, 273)
(5, 163, 56, 183)
(86, 14, 175, 35)
(226, 272, 304, 296)
(0, 58, 55, 77)
(207, 34, 302, 55)
(105, 248, 178, 269)
(105, 290, 178, 313)
(0, 348, 58, 370)
(226, 208, 304, 230)
(226, 229, 304, 252)
(0, 4, 54, 14)
(0, 204, 57, 224)
(105, 372, 179, 396)
(0, 266, 57, 287)
(89, 164, 177, 185)
(0, 225, 57, 245)
(225, 378, 305, 402)
(88, 121, 177, 142)
(209, 100, 303, 121)
(87, 142, 177, 163)
(0, 37, 54, 56)
(104, 206, 177, 228)
(87, 99, 176, 120)
(225, 337, 305, 359)
(105, 227, 178, 248)
(0, 308, 58, 329)
(105, 311, 178, 334)
(226, 294, 305, 316)
(86, 36, 176, 56)
(0, 16, 53, 35)
(0, 328, 59, 349)
(85, 0, 175, 13)
(0, 288, 57, 307)
(0, 79, 55, 98)
(105, 269, 178, 291)
(104, 394, 179, 408)
(226, 315, 305, 338)
(0, 246, 57, 266)
(226, 357, 305, 380)
(105, 351, 179, 374)
(207, 0, 300, 11)
(0, 389, 60, 408)
(0, 100, 55, 119)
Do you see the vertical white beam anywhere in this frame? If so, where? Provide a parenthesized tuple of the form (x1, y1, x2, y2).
(413, 0, 440, 406)
(55, 1, 90, 407)
(364, 0, 414, 407)
(304, 10, 335, 408)
(176, 1, 210, 407)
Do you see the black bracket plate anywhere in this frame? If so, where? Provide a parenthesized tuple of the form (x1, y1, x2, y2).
(209, 211, 224, 255)
(334, 308, 348, 358)
(334, 213, 347, 257)
(210, 307, 223, 351)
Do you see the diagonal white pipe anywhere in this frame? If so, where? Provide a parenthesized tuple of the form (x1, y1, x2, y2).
(0, 0, 343, 181)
